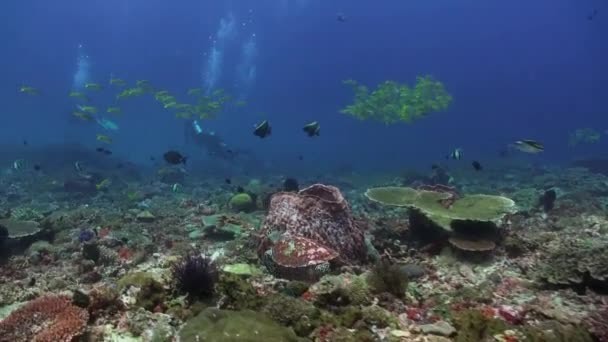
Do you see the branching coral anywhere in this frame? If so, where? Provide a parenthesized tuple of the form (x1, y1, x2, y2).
(341, 75, 452, 124)
(0, 294, 89, 342)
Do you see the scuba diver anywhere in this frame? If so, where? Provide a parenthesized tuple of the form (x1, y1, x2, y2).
(184, 120, 237, 160)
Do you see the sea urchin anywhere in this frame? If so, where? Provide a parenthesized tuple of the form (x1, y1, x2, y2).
(172, 253, 218, 299)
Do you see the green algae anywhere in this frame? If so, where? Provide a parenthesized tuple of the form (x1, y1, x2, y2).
(179, 308, 302, 342)
(216, 273, 264, 310)
(117, 272, 166, 311)
(261, 293, 320, 336)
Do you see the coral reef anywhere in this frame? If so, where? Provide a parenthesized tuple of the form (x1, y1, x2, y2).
(0, 294, 89, 342)
(535, 239, 608, 290)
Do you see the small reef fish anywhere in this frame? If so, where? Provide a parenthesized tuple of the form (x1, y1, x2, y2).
(96, 178, 112, 190)
(472, 161, 483, 171)
(303, 121, 320, 137)
(106, 107, 122, 114)
(511, 140, 544, 153)
(74, 161, 85, 173)
(13, 159, 25, 171)
(84, 83, 103, 91)
(78, 105, 98, 114)
(163, 101, 178, 109)
(109, 76, 126, 87)
(171, 183, 182, 193)
(175, 112, 192, 119)
(337, 13, 347, 22)
(446, 148, 463, 160)
(96, 147, 112, 155)
(163, 150, 187, 165)
(136, 80, 153, 91)
(19, 86, 39, 95)
(96, 118, 119, 131)
(253, 120, 271, 138)
(187, 88, 202, 96)
(69, 91, 89, 101)
(72, 111, 93, 121)
(117, 87, 146, 99)
(96, 134, 113, 144)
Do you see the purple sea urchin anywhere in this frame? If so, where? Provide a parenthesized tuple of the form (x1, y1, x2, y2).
(172, 253, 218, 299)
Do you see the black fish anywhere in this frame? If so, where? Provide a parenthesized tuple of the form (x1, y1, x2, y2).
(23, 140, 28, 146)
(539, 189, 557, 212)
(298, 155, 304, 161)
(283, 178, 299, 192)
(96, 147, 104, 152)
(337, 13, 346, 22)
(588, 9, 598, 20)
(225, 178, 232, 184)
(303, 121, 320, 137)
(103, 149, 112, 155)
(163, 150, 187, 165)
(236, 186, 245, 193)
(431, 164, 440, 170)
(253, 120, 271, 138)
(33, 164, 41, 171)
(150, 156, 156, 161)
(472, 161, 482, 171)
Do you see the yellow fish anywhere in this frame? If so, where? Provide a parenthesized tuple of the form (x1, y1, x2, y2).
(155, 90, 169, 98)
(69, 91, 89, 101)
(72, 112, 93, 121)
(96, 134, 112, 144)
(96, 178, 112, 190)
(84, 83, 103, 91)
(175, 103, 192, 110)
(117, 87, 145, 99)
(187, 88, 202, 96)
(163, 101, 178, 109)
(175, 112, 192, 119)
(136, 80, 153, 91)
(109, 77, 126, 87)
(80, 106, 98, 114)
(19, 86, 39, 95)
(107, 107, 122, 114)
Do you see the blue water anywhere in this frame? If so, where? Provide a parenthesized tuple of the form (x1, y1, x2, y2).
(1, 0, 606, 175)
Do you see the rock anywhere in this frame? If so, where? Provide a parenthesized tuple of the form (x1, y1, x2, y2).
(179, 308, 300, 341)
(400, 264, 425, 279)
(136, 211, 156, 223)
(390, 329, 410, 338)
(419, 321, 456, 337)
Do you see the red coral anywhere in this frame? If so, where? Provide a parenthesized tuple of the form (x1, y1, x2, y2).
(0, 295, 89, 342)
